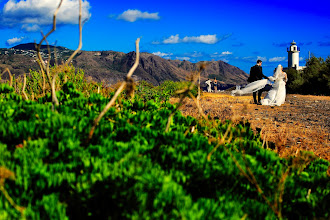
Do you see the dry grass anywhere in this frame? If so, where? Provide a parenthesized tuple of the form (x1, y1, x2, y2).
(171, 92, 330, 162)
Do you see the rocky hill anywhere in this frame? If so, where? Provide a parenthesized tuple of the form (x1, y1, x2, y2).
(0, 43, 248, 86)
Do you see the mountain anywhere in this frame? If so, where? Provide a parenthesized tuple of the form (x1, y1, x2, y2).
(168, 59, 248, 85)
(72, 51, 192, 85)
(12, 42, 69, 51)
(0, 43, 248, 86)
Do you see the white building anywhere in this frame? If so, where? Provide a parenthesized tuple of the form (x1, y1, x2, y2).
(286, 40, 306, 71)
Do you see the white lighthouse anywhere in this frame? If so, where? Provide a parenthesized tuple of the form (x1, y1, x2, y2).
(287, 40, 300, 69)
(286, 40, 306, 71)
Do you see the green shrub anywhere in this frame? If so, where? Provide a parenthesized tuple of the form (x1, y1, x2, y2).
(0, 80, 329, 219)
(135, 80, 198, 103)
(287, 55, 330, 95)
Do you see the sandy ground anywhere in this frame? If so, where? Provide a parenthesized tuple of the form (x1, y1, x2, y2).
(171, 93, 330, 162)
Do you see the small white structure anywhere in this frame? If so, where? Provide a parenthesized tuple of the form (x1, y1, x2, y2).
(205, 79, 212, 92)
(287, 40, 305, 71)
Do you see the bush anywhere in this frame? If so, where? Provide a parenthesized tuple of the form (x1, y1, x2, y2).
(287, 55, 330, 95)
(0, 82, 329, 219)
(135, 80, 199, 103)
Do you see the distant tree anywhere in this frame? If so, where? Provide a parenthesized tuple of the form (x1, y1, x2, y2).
(302, 56, 330, 95)
(286, 55, 330, 95)
(320, 56, 330, 93)
(286, 68, 304, 94)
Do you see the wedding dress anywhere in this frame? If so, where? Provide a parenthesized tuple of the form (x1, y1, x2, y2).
(260, 65, 287, 106)
(231, 79, 270, 96)
(231, 64, 287, 106)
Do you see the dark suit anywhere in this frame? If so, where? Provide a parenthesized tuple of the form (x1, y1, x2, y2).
(248, 65, 269, 103)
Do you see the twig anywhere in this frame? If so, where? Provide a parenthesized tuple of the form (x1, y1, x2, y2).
(51, 73, 59, 105)
(40, 31, 59, 105)
(0, 186, 25, 216)
(207, 124, 232, 161)
(41, 31, 52, 74)
(87, 38, 140, 142)
(274, 167, 290, 219)
(34, 47, 46, 95)
(54, 40, 58, 66)
(197, 71, 201, 105)
(165, 95, 185, 132)
(0, 167, 25, 217)
(35, 0, 63, 106)
(22, 74, 28, 100)
(1, 68, 13, 87)
(65, 0, 83, 65)
(41, 32, 59, 106)
(188, 92, 207, 120)
(36, 0, 63, 71)
(165, 68, 204, 132)
(226, 145, 278, 216)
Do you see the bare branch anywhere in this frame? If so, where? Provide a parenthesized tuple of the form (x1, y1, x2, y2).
(65, 0, 83, 65)
(87, 38, 140, 142)
(36, 0, 63, 71)
(188, 92, 207, 120)
(40, 31, 52, 74)
(54, 40, 58, 66)
(52, 73, 59, 106)
(34, 0, 63, 99)
(34, 42, 46, 95)
(1, 68, 13, 87)
(0, 186, 25, 217)
(39, 31, 59, 106)
(207, 124, 232, 161)
(165, 69, 203, 132)
(22, 74, 28, 100)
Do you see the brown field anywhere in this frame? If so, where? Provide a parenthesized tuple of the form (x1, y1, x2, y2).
(171, 92, 330, 162)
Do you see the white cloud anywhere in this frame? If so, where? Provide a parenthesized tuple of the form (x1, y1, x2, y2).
(6, 36, 24, 45)
(158, 34, 224, 44)
(210, 52, 220, 58)
(182, 34, 218, 44)
(152, 51, 173, 57)
(299, 57, 304, 61)
(186, 51, 203, 58)
(175, 56, 191, 61)
(117, 9, 160, 22)
(211, 51, 233, 58)
(242, 57, 254, 61)
(163, 34, 180, 44)
(257, 56, 267, 62)
(269, 57, 286, 62)
(21, 24, 40, 32)
(1, 0, 91, 31)
(221, 51, 233, 55)
(242, 56, 267, 63)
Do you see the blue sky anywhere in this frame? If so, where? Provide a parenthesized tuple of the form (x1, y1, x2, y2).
(0, 0, 329, 75)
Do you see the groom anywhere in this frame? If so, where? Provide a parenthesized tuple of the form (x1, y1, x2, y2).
(248, 60, 270, 104)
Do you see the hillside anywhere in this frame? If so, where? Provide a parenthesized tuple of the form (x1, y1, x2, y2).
(0, 43, 249, 86)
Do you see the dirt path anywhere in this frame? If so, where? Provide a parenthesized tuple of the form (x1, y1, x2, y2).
(172, 93, 330, 161)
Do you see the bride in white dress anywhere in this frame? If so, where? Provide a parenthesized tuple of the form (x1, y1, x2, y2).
(231, 64, 288, 106)
(260, 64, 287, 106)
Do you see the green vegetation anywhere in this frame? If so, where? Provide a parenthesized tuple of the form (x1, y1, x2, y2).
(135, 80, 198, 102)
(287, 56, 330, 95)
(0, 67, 329, 219)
